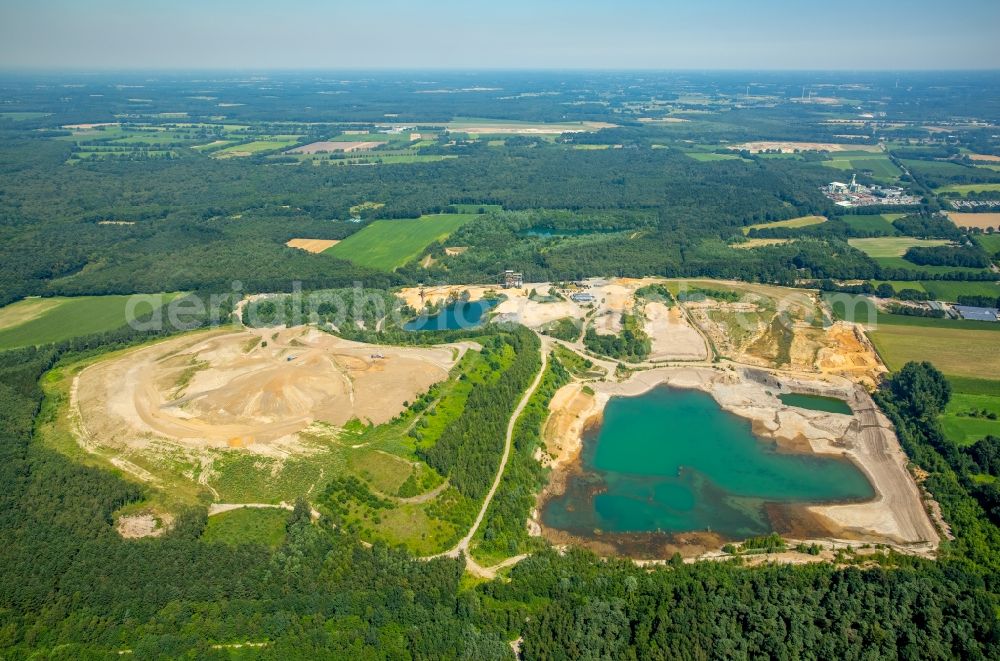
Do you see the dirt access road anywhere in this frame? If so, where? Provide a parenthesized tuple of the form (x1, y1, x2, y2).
(423, 339, 549, 578)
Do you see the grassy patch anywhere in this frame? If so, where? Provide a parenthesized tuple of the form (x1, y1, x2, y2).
(947, 376, 1000, 397)
(840, 214, 898, 234)
(975, 234, 1000, 254)
(941, 393, 1000, 446)
(871, 281, 926, 293)
(203, 508, 289, 548)
(685, 152, 745, 162)
(348, 449, 415, 497)
(848, 237, 949, 258)
(349, 201, 385, 216)
(847, 237, 991, 275)
(326, 214, 477, 270)
(743, 215, 826, 235)
(553, 344, 606, 378)
(938, 183, 1000, 196)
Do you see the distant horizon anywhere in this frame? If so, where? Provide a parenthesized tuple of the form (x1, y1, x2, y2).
(2, 67, 1000, 75)
(2, 0, 998, 71)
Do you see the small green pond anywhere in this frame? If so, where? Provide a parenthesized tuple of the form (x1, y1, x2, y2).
(542, 387, 873, 541)
(779, 393, 853, 415)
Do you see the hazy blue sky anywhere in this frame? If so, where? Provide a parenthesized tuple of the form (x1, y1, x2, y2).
(1, 0, 998, 70)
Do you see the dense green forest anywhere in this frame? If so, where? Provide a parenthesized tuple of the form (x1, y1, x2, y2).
(1, 319, 998, 655)
(3, 69, 1000, 304)
(1, 137, 848, 304)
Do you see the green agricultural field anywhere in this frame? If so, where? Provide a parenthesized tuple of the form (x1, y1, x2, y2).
(900, 158, 990, 179)
(327, 213, 477, 270)
(106, 129, 207, 146)
(840, 214, 898, 234)
(947, 376, 1000, 397)
(56, 125, 128, 141)
(213, 137, 303, 158)
(685, 152, 745, 162)
(823, 154, 902, 181)
(69, 148, 177, 163)
(875, 258, 991, 275)
(202, 508, 290, 548)
(848, 237, 948, 258)
(939, 183, 1000, 196)
(868, 324, 1000, 380)
(941, 393, 1000, 446)
(191, 139, 235, 151)
(743, 215, 826, 235)
(0, 111, 50, 121)
(920, 281, 1000, 302)
(847, 237, 992, 274)
(976, 234, 1000, 254)
(870, 281, 926, 293)
(871, 279, 1000, 302)
(0, 294, 180, 350)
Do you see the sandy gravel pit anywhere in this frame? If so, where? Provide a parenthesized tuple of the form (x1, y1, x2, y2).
(538, 365, 940, 558)
(75, 327, 466, 454)
(643, 301, 708, 361)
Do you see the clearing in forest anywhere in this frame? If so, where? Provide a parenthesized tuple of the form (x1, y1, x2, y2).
(848, 237, 949, 258)
(731, 238, 792, 249)
(286, 238, 340, 253)
(326, 213, 477, 270)
(743, 215, 827, 235)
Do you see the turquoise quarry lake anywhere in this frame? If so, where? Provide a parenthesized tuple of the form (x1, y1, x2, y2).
(404, 299, 498, 331)
(542, 387, 874, 544)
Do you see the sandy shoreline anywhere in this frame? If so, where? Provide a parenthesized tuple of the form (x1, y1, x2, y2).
(535, 364, 940, 559)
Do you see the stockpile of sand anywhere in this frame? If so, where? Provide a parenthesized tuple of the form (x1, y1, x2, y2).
(643, 302, 708, 361)
(75, 327, 466, 454)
